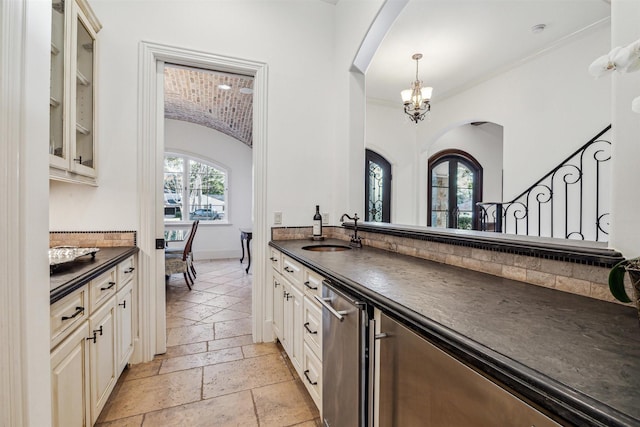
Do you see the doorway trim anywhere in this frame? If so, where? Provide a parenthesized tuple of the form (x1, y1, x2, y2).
(138, 41, 268, 360)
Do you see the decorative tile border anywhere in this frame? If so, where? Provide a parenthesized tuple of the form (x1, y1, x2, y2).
(271, 226, 624, 305)
(50, 231, 137, 248)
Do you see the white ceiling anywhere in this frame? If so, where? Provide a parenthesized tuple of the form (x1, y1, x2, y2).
(366, 0, 611, 105)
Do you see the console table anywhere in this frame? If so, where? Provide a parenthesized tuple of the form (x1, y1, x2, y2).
(239, 228, 252, 273)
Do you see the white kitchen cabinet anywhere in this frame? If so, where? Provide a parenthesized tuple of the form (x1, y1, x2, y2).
(51, 321, 91, 427)
(51, 254, 137, 425)
(49, 0, 101, 185)
(272, 271, 284, 342)
(116, 280, 134, 374)
(88, 296, 117, 424)
(269, 246, 324, 414)
(282, 278, 304, 376)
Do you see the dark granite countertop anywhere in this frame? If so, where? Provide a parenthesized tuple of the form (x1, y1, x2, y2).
(50, 246, 139, 304)
(271, 239, 640, 427)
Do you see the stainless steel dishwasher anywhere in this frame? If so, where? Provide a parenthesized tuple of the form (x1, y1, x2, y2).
(314, 281, 371, 427)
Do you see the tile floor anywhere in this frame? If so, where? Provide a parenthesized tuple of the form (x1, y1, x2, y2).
(96, 259, 321, 427)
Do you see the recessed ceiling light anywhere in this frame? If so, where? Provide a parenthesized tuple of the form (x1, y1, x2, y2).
(218, 84, 231, 90)
(531, 24, 546, 34)
(239, 87, 253, 95)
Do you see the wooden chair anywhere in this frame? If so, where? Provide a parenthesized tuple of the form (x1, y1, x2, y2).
(165, 220, 199, 277)
(165, 220, 199, 289)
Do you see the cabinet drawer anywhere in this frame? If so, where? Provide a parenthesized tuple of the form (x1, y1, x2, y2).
(303, 296, 322, 360)
(302, 341, 322, 412)
(282, 255, 303, 289)
(302, 268, 323, 299)
(51, 286, 89, 349)
(268, 247, 282, 274)
(89, 268, 117, 312)
(117, 256, 136, 288)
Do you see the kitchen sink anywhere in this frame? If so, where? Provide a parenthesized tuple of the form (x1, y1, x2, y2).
(302, 244, 352, 252)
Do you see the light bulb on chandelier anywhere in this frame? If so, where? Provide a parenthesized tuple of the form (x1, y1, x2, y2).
(401, 53, 433, 124)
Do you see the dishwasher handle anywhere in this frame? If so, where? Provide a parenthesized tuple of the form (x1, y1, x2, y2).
(313, 295, 346, 322)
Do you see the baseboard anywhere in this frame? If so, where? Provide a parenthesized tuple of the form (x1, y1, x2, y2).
(193, 249, 242, 260)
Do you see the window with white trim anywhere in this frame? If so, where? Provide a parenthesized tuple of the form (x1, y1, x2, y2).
(164, 153, 228, 223)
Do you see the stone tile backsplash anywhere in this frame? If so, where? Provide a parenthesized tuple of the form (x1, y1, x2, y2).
(271, 226, 619, 305)
(50, 231, 136, 248)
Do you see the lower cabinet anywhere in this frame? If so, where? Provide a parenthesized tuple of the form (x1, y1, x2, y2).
(282, 277, 304, 376)
(375, 310, 561, 427)
(51, 321, 91, 427)
(50, 255, 137, 427)
(270, 248, 323, 415)
(116, 281, 134, 374)
(88, 297, 117, 424)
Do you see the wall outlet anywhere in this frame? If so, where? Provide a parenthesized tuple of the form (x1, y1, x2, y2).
(322, 213, 329, 225)
(274, 211, 282, 225)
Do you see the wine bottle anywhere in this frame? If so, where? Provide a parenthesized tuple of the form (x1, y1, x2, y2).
(313, 205, 322, 237)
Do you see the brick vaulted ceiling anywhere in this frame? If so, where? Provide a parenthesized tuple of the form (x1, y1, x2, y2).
(164, 64, 254, 147)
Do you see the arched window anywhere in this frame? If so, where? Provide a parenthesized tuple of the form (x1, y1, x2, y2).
(164, 153, 228, 223)
(365, 149, 391, 223)
(428, 150, 482, 230)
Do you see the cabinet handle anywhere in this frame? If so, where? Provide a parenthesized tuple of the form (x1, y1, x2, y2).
(303, 370, 318, 386)
(94, 325, 103, 336)
(119, 300, 127, 309)
(303, 322, 317, 335)
(274, 280, 280, 288)
(125, 267, 135, 274)
(101, 281, 116, 291)
(303, 281, 318, 290)
(269, 256, 278, 262)
(73, 156, 82, 164)
(61, 306, 84, 321)
(284, 292, 291, 301)
(86, 333, 96, 344)
(283, 266, 293, 273)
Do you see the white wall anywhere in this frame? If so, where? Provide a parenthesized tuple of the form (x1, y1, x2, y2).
(428, 123, 503, 203)
(365, 100, 419, 225)
(610, 0, 640, 257)
(49, 0, 339, 231)
(165, 119, 252, 259)
(417, 24, 611, 201)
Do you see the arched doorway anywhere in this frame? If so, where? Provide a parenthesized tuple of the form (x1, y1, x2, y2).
(428, 149, 483, 230)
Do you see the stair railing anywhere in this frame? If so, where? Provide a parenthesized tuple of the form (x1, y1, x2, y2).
(477, 125, 612, 242)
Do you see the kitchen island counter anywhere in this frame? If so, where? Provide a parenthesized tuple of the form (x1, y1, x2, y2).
(270, 239, 640, 426)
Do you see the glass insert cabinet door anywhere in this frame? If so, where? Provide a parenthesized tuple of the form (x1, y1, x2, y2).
(428, 152, 482, 230)
(49, 0, 101, 182)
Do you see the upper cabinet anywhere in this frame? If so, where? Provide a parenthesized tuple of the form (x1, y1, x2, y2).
(50, 0, 102, 185)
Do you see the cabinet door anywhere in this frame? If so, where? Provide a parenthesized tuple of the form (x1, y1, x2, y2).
(88, 297, 117, 424)
(116, 281, 134, 374)
(49, 0, 68, 170)
(51, 321, 91, 427)
(377, 313, 561, 427)
(289, 282, 304, 377)
(272, 272, 284, 341)
(70, 2, 97, 178)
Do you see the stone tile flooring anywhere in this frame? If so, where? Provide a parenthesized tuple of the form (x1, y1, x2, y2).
(96, 258, 321, 427)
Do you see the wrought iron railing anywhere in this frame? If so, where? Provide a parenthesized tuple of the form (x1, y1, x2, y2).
(477, 125, 612, 242)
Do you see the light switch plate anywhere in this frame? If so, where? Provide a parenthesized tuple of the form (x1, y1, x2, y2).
(322, 213, 329, 225)
(274, 211, 282, 225)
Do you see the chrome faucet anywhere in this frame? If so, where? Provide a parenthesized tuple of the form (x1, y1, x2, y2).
(340, 213, 362, 248)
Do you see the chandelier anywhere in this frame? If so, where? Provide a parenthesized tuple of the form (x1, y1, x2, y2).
(401, 53, 433, 123)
